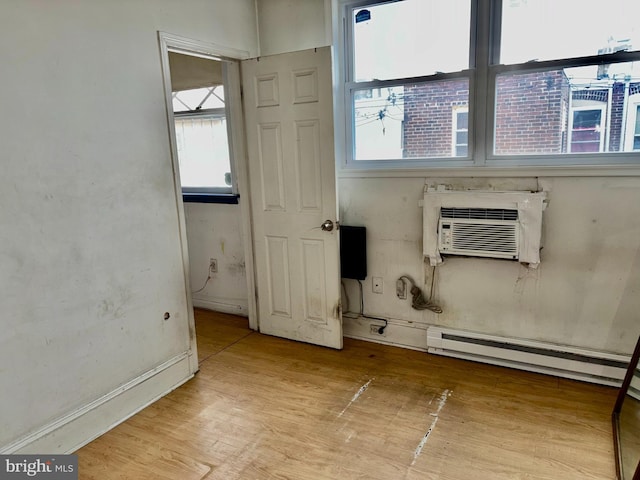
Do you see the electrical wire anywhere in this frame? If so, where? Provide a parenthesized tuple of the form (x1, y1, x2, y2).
(355, 117, 387, 127)
(341, 280, 350, 313)
(356, 279, 388, 333)
(192, 273, 211, 294)
(398, 274, 442, 314)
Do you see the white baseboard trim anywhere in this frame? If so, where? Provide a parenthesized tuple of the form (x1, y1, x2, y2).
(343, 314, 631, 387)
(342, 314, 429, 352)
(192, 296, 248, 317)
(1, 352, 193, 454)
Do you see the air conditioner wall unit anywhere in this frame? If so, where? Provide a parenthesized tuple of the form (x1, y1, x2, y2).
(423, 187, 547, 267)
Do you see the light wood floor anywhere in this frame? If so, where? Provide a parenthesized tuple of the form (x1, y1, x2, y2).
(77, 309, 618, 479)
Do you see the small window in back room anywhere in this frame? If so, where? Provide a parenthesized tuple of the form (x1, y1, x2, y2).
(168, 52, 234, 197)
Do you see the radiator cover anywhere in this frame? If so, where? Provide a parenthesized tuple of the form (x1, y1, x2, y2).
(427, 326, 629, 386)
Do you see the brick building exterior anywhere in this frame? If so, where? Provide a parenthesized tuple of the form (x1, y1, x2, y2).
(402, 79, 469, 158)
(494, 70, 569, 155)
(397, 71, 640, 157)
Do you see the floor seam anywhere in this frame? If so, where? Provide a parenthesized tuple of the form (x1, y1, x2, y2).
(199, 330, 255, 365)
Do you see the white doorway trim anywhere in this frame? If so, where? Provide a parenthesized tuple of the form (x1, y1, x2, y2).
(157, 32, 259, 370)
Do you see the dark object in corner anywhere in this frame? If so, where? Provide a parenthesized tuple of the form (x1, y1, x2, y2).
(340, 226, 367, 280)
(612, 333, 640, 480)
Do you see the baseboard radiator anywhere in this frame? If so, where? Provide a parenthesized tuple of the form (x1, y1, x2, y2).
(426, 326, 630, 386)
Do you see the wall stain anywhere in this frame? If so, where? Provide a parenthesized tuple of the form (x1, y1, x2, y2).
(97, 286, 132, 320)
(226, 260, 246, 276)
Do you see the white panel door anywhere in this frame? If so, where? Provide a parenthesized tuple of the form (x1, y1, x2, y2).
(242, 47, 342, 349)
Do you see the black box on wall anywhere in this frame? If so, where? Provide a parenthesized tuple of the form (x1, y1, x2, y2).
(340, 225, 367, 280)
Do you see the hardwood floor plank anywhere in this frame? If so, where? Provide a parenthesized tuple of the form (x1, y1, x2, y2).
(77, 309, 618, 479)
(194, 309, 252, 363)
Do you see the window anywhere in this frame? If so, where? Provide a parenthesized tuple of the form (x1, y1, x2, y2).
(174, 110, 231, 188)
(452, 107, 469, 157)
(168, 52, 239, 202)
(354, 86, 405, 159)
(347, 0, 471, 162)
(339, 0, 640, 169)
(626, 95, 640, 151)
(351, 0, 470, 82)
(569, 107, 605, 153)
(633, 105, 640, 150)
(172, 86, 232, 191)
(173, 85, 225, 112)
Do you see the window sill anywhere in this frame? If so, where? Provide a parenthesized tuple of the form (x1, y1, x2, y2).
(337, 163, 640, 178)
(182, 193, 239, 204)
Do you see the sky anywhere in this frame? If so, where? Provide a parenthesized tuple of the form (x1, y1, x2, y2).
(353, 0, 640, 82)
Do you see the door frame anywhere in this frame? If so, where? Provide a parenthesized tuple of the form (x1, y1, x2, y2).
(157, 32, 259, 370)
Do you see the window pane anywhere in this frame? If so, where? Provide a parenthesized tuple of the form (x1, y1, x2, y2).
(634, 105, 640, 150)
(571, 110, 602, 152)
(174, 116, 231, 188)
(500, 0, 640, 64)
(352, 0, 471, 81)
(173, 87, 225, 113)
(200, 86, 225, 109)
(457, 111, 469, 129)
(573, 110, 601, 129)
(494, 64, 640, 155)
(354, 78, 469, 160)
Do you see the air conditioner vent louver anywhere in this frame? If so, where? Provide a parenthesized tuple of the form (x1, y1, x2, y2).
(440, 207, 518, 221)
(438, 208, 520, 260)
(451, 223, 517, 255)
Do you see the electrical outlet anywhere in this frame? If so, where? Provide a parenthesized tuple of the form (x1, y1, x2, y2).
(396, 278, 407, 299)
(370, 324, 386, 336)
(372, 277, 383, 294)
(209, 258, 218, 273)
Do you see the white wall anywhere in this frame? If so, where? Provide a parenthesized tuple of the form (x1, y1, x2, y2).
(0, 0, 258, 452)
(339, 176, 640, 355)
(185, 203, 248, 315)
(257, 0, 331, 56)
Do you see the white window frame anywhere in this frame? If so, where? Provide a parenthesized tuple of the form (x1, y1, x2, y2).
(568, 105, 607, 154)
(159, 33, 248, 200)
(334, 0, 640, 174)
